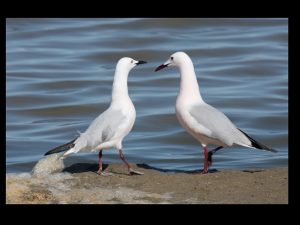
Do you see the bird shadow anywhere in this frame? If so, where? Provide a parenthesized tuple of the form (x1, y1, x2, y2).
(63, 163, 108, 174)
(62, 162, 219, 174)
(136, 163, 219, 174)
(62, 163, 134, 176)
(242, 169, 264, 173)
(62, 163, 262, 175)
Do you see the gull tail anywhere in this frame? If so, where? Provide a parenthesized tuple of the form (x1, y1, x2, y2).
(44, 138, 77, 156)
(238, 129, 277, 153)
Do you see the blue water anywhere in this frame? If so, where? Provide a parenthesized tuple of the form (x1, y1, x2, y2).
(6, 18, 288, 172)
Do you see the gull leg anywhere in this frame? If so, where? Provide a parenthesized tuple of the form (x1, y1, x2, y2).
(118, 149, 144, 175)
(97, 150, 113, 176)
(201, 146, 210, 174)
(97, 150, 103, 174)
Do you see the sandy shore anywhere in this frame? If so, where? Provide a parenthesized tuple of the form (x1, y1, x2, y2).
(6, 163, 288, 204)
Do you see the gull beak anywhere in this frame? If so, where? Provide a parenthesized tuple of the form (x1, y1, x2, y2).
(155, 63, 169, 72)
(136, 60, 147, 65)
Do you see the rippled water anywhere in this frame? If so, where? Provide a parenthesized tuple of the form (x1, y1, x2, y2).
(6, 18, 288, 172)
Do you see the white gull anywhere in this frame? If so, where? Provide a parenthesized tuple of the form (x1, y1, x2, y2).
(155, 51, 277, 173)
(45, 57, 146, 175)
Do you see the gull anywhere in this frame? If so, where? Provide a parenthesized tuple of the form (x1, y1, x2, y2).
(45, 57, 146, 175)
(155, 51, 277, 174)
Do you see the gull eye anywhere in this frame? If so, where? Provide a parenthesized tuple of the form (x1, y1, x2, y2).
(171, 57, 174, 60)
(131, 60, 134, 63)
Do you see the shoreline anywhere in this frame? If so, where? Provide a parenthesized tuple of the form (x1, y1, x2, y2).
(6, 164, 288, 204)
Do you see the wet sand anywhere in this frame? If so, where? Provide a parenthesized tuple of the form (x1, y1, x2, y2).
(6, 164, 288, 204)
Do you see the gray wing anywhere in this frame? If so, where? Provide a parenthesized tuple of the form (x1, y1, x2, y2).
(59, 108, 127, 156)
(84, 108, 127, 145)
(189, 103, 249, 146)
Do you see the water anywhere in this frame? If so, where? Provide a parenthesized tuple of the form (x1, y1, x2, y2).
(6, 18, 288, 173)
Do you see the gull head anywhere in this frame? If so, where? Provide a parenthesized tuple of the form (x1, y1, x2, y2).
(155, 52, 191, 72)
(116, 57, 147, 72)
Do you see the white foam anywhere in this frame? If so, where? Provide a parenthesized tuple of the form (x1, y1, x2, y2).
(32, 153, 65, 177)
(8, 156, 174, 204)
(7, 171, 173, 204)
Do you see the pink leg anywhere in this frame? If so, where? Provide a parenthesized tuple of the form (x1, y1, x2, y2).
(97, 150, 103, 174)
(118, 149, 131, 170)
(118, 149, 144, 175)
(201, 146, 210, 174)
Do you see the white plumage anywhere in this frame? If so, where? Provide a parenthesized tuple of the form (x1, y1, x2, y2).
(45, 57, 146, 175)
(155, 51, 276, 173)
